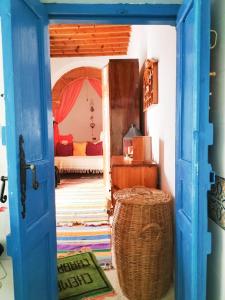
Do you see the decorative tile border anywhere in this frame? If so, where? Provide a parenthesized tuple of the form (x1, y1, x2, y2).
(208, 175, 225, 230)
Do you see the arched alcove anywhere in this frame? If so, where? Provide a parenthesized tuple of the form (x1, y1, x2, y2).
(52, 67, 102, 142)
(52, 66, 102, 113)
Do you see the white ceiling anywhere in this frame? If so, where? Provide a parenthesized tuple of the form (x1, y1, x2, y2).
(41, 0, 182, 4)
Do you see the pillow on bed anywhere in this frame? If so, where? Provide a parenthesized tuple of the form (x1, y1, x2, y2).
(56, 142, 73, 156)
(59, 134, 73, 145)
(86, 141, 103, 156)
(73, 142, 87, 156)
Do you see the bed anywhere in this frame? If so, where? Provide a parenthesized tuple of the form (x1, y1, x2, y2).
(54, 155, 103, 174)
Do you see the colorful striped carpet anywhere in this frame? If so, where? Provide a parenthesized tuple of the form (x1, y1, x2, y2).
(55, 177, 112, 269)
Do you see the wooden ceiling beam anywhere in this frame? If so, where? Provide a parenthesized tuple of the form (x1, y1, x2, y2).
(49, 24, 130, 28)
(50, 32, 130, 40)
(49, 26, 131, 35)
(50, 42, 128, 49)
(49, 24, 131, 58)
(50, 38, 129, 45)
(51, 52, 126, 57)
(51, 48, 127, 55)
(49, 24, 131, 29)
(50, 45, 128, 51)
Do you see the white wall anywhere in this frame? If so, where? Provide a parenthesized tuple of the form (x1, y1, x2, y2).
(0, 21, 14, 300)
(128, 25, 148, 69)
(128, 25, 176, 197)
(51, 55, 128, 86)
(59, 80, 102, 142)
(145, 25, 176, 197)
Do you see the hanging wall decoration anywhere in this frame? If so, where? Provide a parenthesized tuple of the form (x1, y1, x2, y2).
(143, 59, 158, 111)
(89, 99, 96, 141)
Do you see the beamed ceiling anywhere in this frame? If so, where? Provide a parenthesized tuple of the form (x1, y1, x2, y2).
(49, 24, 131, 57)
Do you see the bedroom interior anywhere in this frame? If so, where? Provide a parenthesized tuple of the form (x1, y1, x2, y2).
(50, 23, 176, 300)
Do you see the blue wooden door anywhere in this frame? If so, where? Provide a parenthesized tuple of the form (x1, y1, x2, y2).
(0, 0, 57, 299)
(176, 1, 212, 299)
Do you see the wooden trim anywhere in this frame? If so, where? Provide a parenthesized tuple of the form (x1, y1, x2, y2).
(143, 59, 158, 111)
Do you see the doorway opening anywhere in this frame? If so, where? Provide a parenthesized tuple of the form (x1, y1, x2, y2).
(0, 1, 212, 300)
(50, 23, 176, 300)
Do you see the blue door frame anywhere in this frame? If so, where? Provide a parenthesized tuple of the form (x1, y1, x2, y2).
(1, 1, 212, 300)
(46, 3, 212, 300)
(46, 3, 180, 25)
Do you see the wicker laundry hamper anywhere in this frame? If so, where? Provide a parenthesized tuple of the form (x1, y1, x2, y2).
(112, 187, 173, 300)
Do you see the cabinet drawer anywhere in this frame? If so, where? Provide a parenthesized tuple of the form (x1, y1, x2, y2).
(111, 165, 158, 190)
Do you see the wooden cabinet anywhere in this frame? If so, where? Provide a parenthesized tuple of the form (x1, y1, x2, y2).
(102, 59, 140, 196)
(102, 59, 140, 156)
(110, 156, 158, 209)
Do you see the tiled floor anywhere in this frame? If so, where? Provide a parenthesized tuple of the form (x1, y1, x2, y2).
(105, 269, 174, 300)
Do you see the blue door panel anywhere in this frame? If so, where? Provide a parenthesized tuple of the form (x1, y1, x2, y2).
(182, 233, 192, 296)
(26, 178, 49, 226)
(26, 237, 51, 300)
(0, 0, 57, 299)
(13, 2, 46, 160)
(178, 162, 192, 220)
(0, 0, 211, 299)
(176, 1, 211, 300)
(181, 10, 194, 162)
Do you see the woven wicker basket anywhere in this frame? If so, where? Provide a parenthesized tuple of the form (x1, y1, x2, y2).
(112, 187, 173, 300)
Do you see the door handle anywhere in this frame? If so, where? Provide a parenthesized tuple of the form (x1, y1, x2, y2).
(0, 176, 8, 203)
(19, 135, 39, 219)
(26, 164, 39, 190)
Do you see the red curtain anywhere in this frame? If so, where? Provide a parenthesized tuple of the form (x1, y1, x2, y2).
(88, 78, 102, 97)
(53, 78, 84, 148)
(53, 77, 102, 149)
(55, 78, 84, 124)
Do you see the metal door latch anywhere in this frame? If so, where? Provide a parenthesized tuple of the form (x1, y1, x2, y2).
(19, 135, 39, 219)
(0, 176, 8, 203)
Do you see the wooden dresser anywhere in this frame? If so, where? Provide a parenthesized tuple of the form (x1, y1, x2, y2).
(110, 156, 158, 209)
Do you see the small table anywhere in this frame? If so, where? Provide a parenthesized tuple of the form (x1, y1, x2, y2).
(110, 156, 158, 212)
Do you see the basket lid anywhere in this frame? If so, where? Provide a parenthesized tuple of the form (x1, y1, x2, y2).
(114, 187, 171, 205)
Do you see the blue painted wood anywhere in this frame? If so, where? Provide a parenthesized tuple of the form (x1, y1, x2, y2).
(175, 1, 212, 299)
(46, 3, 180, 24)
(42, 0, 183, 3)
(0, 0, 212, 299)
(0, 1, 57, 299)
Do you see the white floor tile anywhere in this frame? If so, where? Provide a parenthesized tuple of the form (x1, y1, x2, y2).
(105, 269, 174, 300)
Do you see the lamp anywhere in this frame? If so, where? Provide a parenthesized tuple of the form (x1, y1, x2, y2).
(123, 124, 142, 157)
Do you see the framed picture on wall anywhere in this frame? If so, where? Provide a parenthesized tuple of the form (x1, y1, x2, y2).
(143, 59, 158, 111)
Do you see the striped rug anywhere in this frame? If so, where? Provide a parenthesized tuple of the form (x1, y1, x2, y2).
(55, 177, 112, 269)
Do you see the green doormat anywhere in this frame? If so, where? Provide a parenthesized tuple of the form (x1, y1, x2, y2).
(57, 252, 114, 300)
